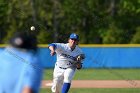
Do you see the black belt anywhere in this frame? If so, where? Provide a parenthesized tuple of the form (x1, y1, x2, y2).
(56, 63, 67, 69)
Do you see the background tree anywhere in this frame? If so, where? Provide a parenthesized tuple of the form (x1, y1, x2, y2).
(0, 0, 140, 44)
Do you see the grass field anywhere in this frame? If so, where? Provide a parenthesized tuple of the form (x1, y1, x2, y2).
(40, 88, 140, 93)
(41, 68, 140, 93)
(43, 68, 140, 80)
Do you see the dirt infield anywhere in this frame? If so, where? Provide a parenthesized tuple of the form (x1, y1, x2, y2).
(41, 80, 140, 88)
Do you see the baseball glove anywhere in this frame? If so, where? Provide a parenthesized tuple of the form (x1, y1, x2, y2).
(75, 54, 85, 69)
(75, 62, 82, 70)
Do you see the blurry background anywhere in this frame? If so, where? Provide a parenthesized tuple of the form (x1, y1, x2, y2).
(0, 0, 140, 44)
(0, 0, 140, 93)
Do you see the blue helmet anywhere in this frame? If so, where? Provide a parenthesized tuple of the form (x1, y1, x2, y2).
(69, 33, 79, 40)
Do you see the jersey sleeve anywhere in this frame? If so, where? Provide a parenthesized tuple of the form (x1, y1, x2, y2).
(49, 43, 65, 52)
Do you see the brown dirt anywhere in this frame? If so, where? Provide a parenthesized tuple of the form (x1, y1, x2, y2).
(41, 80, 140, 88)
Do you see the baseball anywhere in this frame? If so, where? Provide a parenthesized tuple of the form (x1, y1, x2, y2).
(30, 26, 35, 31)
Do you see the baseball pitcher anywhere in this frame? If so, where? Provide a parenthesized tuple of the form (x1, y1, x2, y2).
(48, 33, 85, 93)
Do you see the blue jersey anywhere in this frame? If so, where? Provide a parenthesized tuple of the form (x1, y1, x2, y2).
(0, 47, 43, 93)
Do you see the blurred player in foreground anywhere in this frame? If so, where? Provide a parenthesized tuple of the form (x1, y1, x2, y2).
(48, 33, 85, 93)
(0, 32, 43, 93)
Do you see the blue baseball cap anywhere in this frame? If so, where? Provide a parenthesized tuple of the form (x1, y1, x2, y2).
(69, 33, 79, 40)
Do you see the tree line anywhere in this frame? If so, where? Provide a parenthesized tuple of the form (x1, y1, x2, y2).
(0, 0, 140, 44)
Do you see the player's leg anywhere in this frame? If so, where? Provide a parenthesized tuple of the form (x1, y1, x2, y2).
(57, 77, 64, 93)
(51, 77, 63, 93)
(51, 66, 64, 93)
(62, 68, 76, 93)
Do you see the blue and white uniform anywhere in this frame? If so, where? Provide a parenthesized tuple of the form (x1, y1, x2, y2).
(55, 43, 83, 68)
(50, 43, 84, 93)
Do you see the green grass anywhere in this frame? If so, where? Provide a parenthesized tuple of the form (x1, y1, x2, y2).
(40, 88, 140, 93)
(43, 68, 140, 80)
(41, 68, 140, 93)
